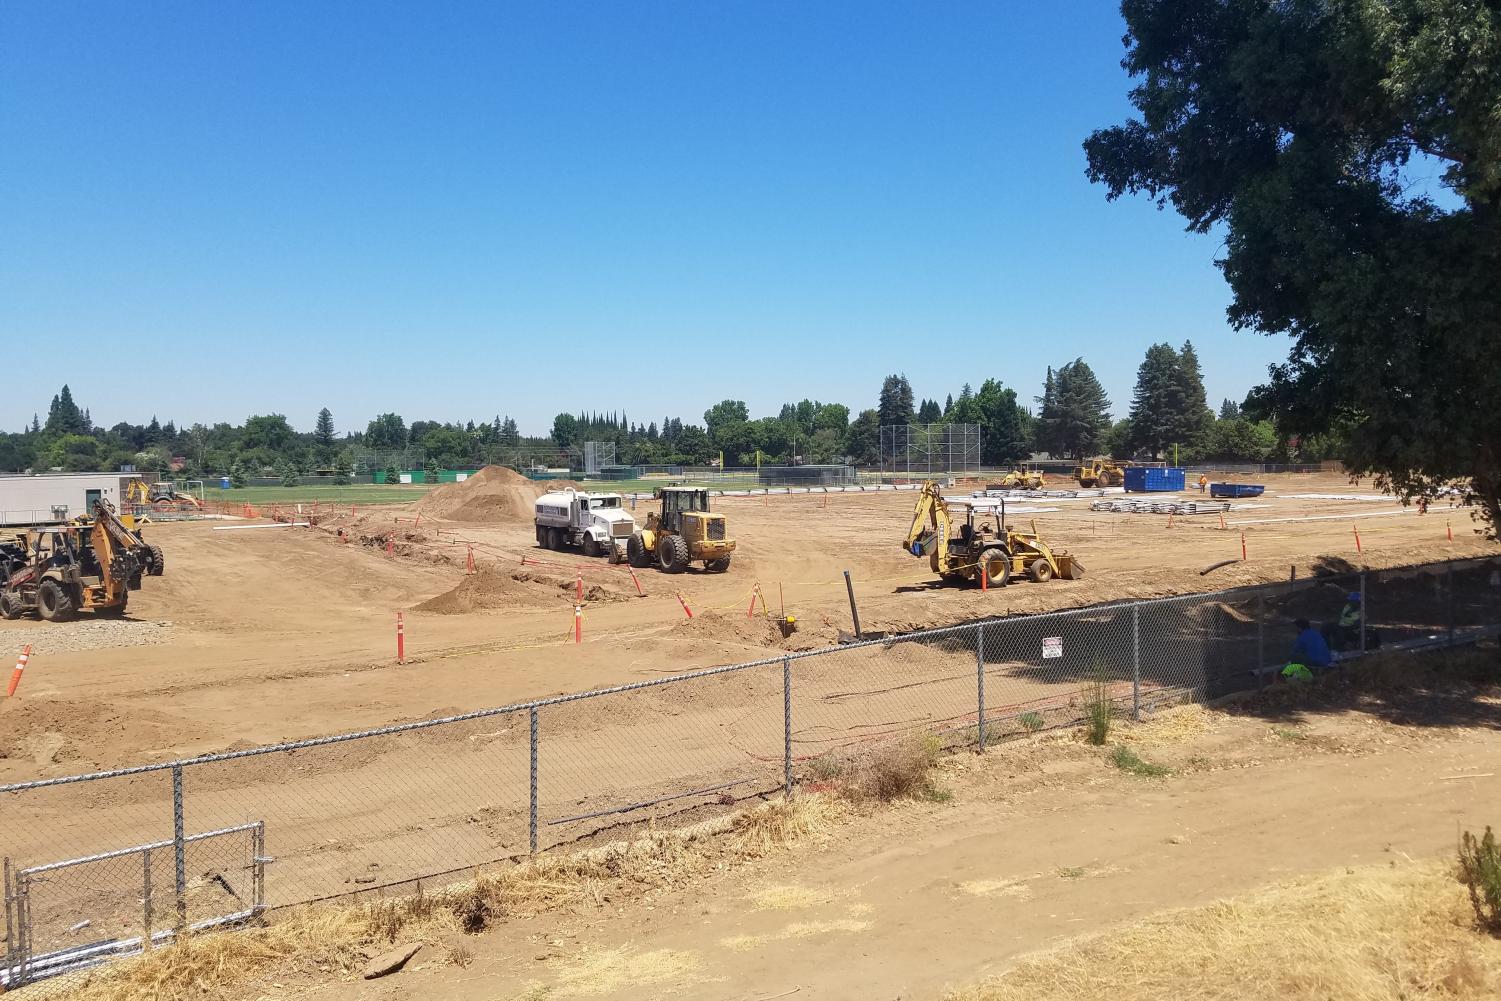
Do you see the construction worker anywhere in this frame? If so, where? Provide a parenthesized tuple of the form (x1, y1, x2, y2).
(1282, 618, 1332, 682)
(1198, 473, 1209, 494)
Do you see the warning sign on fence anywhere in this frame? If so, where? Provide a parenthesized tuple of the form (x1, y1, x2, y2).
(1042, 636, 1063, 659)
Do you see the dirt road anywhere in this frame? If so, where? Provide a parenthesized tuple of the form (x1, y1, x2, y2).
(295, 691, 1501, 1001)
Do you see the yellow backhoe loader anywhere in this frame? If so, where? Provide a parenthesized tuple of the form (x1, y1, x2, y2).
(0, 500, 163, 621)
(128, 479, 203, 511)
(902, 480, 1083, 587)
(627, 487, 736, 573)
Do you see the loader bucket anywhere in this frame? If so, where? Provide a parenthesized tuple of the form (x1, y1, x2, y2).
(1058, 556, 1085, 580)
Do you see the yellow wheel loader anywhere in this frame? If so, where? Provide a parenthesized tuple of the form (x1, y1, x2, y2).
(0, 500, 163, 621)
(902, 480, 1083, 587)
(1074, 457, 1130, 489)
(627, 487, 736, 574)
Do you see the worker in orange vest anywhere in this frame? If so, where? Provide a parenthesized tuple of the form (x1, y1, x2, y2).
(1198, 473, 1209, 494)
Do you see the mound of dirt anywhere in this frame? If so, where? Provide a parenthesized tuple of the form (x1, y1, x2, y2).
(0, 699, 208, 774)
(671, 610, 797, 649)
(416, 466, 580, 524)
(413, 569, 632, 614)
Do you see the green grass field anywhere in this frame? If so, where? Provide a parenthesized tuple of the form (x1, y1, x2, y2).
(204, 483, 435, 506)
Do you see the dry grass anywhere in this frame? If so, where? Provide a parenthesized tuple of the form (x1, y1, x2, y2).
(546, 945, 705, 997)
(812, 735, 947, 803)
(1114, 704, 1214, 748)
(946, 862, 1501, 1001)
(51, 794, 841, 1001)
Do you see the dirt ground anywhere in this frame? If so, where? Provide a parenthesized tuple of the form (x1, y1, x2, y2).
(1, 470, 1491, 781)
(211, 656, 1501, 1001)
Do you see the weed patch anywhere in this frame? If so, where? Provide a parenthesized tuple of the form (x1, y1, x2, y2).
(1459, 826, 1501, 935)
(1110, 745, 1171, 777)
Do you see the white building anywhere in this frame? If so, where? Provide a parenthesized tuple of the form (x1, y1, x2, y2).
(0, 472, 145, 525)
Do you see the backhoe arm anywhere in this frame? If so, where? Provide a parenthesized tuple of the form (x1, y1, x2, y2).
(902, 481, 951, 574)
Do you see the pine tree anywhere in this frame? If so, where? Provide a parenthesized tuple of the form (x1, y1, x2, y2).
(44, 385, 87, 436)
(30, 414, 41, 434)
(877, 375, 915, 429)
(314, 408, 336, 464)
(1127, 344, 1185, 456)
(1175, 341, 1213, 445)
(1037, 360, 1111, 459)
(1219, 398, 1240, 420)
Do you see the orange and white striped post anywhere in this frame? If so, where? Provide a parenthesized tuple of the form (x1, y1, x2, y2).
(8, 645, 31, 697)
(628, 566, 644, 596)
(574, 604, 582, 644)
(1241, 531, 1248, 562)
(1219, 512, 1227, 530)
(576, 569, 583, 603)
(676, 592, 694, 618)
(396, 611, 406, 664)
(747, 583, 760, 618)
(979, 558, 989, 591)
(1447, 520, 1454, 543)
(386, 537, 394, 556)
(1353, 524, 1363, 553)
(466, 545, 476, 574)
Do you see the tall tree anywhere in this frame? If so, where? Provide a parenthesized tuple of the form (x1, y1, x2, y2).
(365, 413, 407, 451)
(916, 398, 942, 424)
(313, 408, 336, 465)
(1037, 359, 1112, 459)
(877, 374, 915, 429)
(974, 379, 1033, 464)
(844, 409, 881, 465)
(44, 385, 87, 436)
(550, 413, 579, 449)
(1174, 340, 1213, 445)
(1219, 398, 1240, 421)
(1126, 344, 1186, 457)
(1086, 0, 1501, 531)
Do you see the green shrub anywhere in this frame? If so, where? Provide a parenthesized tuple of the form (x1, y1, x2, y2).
(1110, 745, 1171, 777)
(1083, 668, 1112, 746)
(1018, 711, 1045, 733)
(1458, 826, 1501, 935)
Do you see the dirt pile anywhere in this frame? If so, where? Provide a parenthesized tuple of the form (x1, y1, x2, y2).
(672, 610, 798, 650)
(0, 699, 208, 775)
(414, 569, 633, 614)
(416, 466, 579, 524)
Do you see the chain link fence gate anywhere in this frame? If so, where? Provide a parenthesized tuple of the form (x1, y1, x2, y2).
(4, 555, 1499, 987)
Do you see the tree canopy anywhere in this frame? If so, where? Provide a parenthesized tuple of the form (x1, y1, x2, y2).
(1086, 0, 1501, 530)
(1035, 359, 1112, 459)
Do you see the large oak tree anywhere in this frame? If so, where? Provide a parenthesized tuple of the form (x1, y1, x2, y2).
(1085, 0, 1501, 533)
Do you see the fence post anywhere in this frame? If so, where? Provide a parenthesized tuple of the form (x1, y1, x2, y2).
(1447, 561, 1456, 647)
(172, 764, 186, 930)
(141, 847, 153, 948)
(252, 821, 266, 915)
(1359, 572, 1367, 655)
(1256, 592, 1266, 690)
(528, 708, 539, 854)
(782, 657, 793, 798)
(975, 622, 986, 750)
(1131, 605, 1141, 722)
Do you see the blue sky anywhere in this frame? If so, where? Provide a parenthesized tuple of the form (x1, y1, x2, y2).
(1, 1, 1289, 436)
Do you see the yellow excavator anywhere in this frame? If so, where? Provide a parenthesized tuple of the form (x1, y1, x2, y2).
(0, 499, 163, 621)
(902, 480, 1083, 587)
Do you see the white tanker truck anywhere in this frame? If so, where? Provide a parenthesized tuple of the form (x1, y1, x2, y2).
(534, 489, 638, 562)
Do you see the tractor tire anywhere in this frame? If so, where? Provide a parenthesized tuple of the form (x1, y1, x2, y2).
(1029, 559, 1055, 583)
(706, 557, 731, 573)
(0, 592, 21, 621)
(627, 533, 650, 568)
(146, 544, 165, 576)
(37, 579, 76, 622)
(657, 534, 690, 574)
(1079, 478, 1096, 489)
(96, 593, 128, 618)
(977, 547, 1011, 588)
(582, 535, 602, 558)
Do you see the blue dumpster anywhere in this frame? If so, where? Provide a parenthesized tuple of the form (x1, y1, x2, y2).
(1124, 467, 1186, 492)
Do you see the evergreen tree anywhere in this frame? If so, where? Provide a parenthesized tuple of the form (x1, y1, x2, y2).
(877, 374, 915, 429)
(975, 379, 1033, 464)
(332, 454, 352, 486)
(424, 457, 440, 482)
(30, 414, 41, 434)
(1219, 398, 1240, 420)
(313, 408, 336, 464)
(916, 398, 942, 423)
(383, 462, 400, 484)
(943, 394, 954, 417)
(278, 459, 299, 487)
(1174, 340, 1213, 444)
(1037, 359, 1111, 458)
(1127, 343, 1188, 457)
(44, 385, 87, 436)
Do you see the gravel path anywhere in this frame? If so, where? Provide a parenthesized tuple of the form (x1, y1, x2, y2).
(1, 620, 174, 656)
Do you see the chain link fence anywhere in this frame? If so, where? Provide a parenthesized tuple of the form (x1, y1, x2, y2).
(4, 555, 1499, 986)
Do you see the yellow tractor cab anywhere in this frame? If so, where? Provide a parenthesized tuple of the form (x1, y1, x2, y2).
(904, 481, 1083, 587)
(629, 487, 736, 573)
